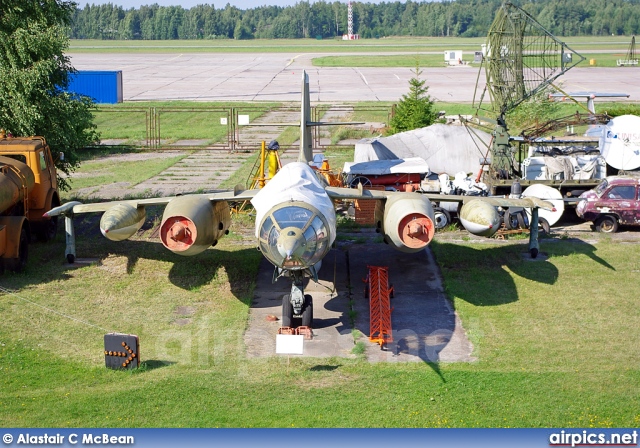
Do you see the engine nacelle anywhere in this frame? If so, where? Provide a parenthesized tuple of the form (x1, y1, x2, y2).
(160, 196, 231, 256)
(375, 193, 435, 253)
(459, 199, 501, 237)
(100, 203, 146, 241)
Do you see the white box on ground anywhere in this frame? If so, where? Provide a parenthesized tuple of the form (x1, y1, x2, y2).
(238, 115, 250, 125)
(276, 334, 304, 355)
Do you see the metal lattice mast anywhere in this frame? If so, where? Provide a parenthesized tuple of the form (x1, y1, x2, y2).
(347, 1, 353, 37)
(627, 35, 636, 60)
(485, 2, 584, 117)
(482, 1, 585, 178)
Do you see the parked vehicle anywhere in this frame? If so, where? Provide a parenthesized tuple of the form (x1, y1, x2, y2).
(576, 176, 640, 233)
(0, 134, 60, 271)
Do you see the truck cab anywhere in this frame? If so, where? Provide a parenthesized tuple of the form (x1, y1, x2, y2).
(576, 176, 640, 233)
(0, 135, 60, 272)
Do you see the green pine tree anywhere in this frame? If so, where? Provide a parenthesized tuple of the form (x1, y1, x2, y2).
(0, 0, 99, 190)
(389, 64, 437, 134)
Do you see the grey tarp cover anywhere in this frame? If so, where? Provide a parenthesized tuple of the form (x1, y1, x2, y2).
(354, 124, 492, 176)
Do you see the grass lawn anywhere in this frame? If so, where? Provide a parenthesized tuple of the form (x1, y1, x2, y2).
(69, 36, 631, 55)
(94, 102, 280, 145)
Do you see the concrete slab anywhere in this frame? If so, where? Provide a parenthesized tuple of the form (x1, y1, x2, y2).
(350, 245, 476, 363)
(244, 249, 354, 359)
(69, 52, 640, 104)
(244, 240, 475, 363)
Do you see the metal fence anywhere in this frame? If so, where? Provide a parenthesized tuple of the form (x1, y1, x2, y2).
(93, 104, 393, 152)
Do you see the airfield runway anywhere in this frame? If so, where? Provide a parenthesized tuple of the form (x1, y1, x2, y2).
(69, 52, 640, 104)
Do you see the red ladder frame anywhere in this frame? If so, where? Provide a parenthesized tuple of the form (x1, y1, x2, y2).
(365, 265, 394, 347)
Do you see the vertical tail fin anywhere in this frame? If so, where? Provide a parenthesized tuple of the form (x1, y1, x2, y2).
(298, 70, 313, 164)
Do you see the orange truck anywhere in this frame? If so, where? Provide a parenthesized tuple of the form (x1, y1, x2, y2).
(0, 134, 60, 272)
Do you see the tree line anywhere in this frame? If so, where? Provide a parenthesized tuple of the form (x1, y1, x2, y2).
(70, 0, 640, 40)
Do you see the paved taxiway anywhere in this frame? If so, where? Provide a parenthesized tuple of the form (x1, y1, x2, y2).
(69, 52, 640, 103)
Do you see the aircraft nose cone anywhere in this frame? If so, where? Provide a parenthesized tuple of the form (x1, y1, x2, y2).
(276, 228, 304, 261)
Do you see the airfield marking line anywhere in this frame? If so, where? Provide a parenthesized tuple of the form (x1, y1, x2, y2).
(166, 54, 184, 62)
(356, 69, 369, 85)
(0, 286, 112, 333)
(285, 54, 303, 68)
(394, 74, 400, 80)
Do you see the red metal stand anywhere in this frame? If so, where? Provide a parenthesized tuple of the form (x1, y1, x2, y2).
(365, 265, 394, 347)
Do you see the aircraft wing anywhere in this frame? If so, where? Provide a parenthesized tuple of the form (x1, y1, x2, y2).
(45, 188, 260, 216)
(325, 187, 555, 211)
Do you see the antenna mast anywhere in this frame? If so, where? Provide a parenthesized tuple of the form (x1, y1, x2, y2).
(342, 1, 359, 40)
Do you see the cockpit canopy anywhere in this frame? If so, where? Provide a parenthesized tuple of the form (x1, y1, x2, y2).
(258, 202, 330, 270)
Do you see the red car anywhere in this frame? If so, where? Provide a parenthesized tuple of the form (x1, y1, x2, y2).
(576, 176, 640, 233)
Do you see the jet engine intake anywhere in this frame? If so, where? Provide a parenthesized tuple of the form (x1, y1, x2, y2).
(100, 203, 146, 241)
(375, 193, 435, 253)
(459, 199, 501, 237)
(160, 196, 231, 256)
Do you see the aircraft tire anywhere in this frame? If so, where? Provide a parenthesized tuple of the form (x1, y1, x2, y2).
(281, 294, 294, 328)
(538, 217, 551, 236)
(301, 294, 313, 328)
(433, 208, 451, 230)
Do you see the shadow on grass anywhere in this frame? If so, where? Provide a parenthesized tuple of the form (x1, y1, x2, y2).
(431, 240, 560, 307)
(136, 360, 176, 373)
(6, 221, 261, 306)
(432, 237, 614, 307)
(308, 364, 339, 372)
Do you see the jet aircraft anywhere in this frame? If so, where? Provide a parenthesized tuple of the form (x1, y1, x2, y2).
(46, 71, 554, 328)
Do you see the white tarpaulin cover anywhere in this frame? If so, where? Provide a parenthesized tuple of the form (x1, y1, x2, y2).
(343, 157, 430, 175)
(250, 162, 336, 245)
(354, 124, 491, 175)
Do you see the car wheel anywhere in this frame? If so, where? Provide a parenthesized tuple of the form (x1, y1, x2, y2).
(595, 215, 618, 233)
(37, 216, 58, 242)
(10, 226, 29, 272)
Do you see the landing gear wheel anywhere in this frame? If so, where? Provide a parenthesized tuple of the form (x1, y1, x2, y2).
(504, 213, 517, 230)
(11, 226, 29, 272)
(538, 217, 550, 236)
(595, 215, 618, 233)
(505, 210, 526, 230)
(433, 208, 451, 230)
(281, 294, 294, 328)
(301, 294, 313, 328)
(66, 253, 75, 264)
(530, 247, 539, 259)
(517, 211, 528, 229)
